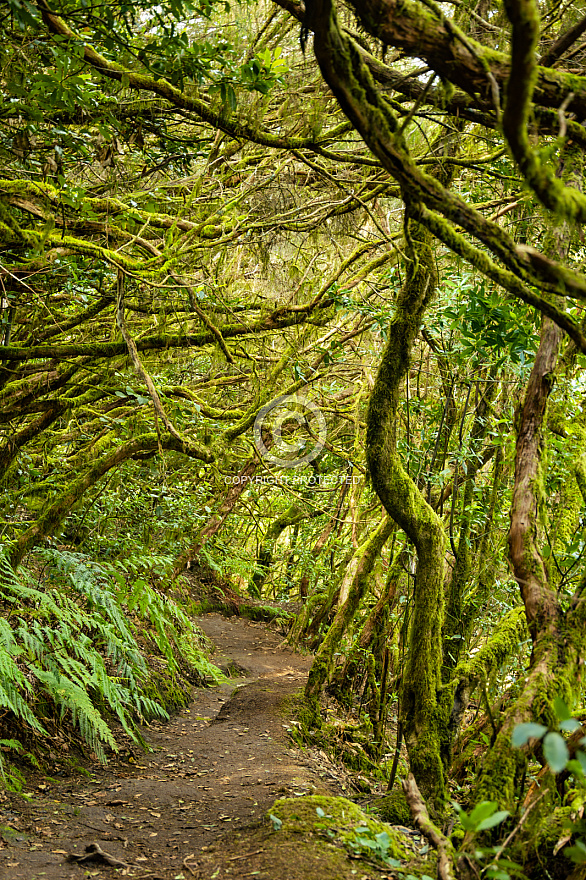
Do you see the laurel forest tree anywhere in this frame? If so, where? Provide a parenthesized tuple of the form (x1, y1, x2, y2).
(2, 0, 586, 877)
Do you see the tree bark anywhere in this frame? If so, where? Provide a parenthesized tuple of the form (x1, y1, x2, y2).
(365, 213, 447, 809)
(304, 515, 395, 702)
(475, 318, 586, 807)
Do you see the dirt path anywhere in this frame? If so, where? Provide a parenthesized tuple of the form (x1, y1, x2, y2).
(0, 613, 350, 880)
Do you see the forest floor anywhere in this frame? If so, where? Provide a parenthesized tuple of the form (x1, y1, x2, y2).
(0, 613, 399, 880)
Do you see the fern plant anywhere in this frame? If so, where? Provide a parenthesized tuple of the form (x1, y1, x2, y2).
(0, 545, 219, 781)
(111, 570, 224, 684)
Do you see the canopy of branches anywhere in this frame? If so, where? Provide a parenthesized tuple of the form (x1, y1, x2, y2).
(2, 0, 586, 877)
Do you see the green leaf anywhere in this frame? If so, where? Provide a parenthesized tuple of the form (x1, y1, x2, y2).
(566, 758, 585, 778)
(355, 837, 377, 848)
(511, 722, 547, 747)
(459, 813, 477, 831)
(543, 731, 569, 773)
(0, 738, 22, 751)
(476, 810, 510, 831)
(560, 718, 582, 733)
(316, 806, 325, 817)
(468, 801, 498, 827)
(269, 814, 282, 831)
(564, 839, 586, 864)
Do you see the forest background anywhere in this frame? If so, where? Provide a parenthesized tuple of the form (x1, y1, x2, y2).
(2, 0, 586, 877)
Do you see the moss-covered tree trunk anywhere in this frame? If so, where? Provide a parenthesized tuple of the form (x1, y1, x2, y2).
(328, 539, 404, 702)
(477, 142, 586, 810)
(476, 317, 586, 807)
(366, 214, 447, 810)
(304, 514, 395, 703)
(248, 504, 310, 597)
(442, 370, 498, 676)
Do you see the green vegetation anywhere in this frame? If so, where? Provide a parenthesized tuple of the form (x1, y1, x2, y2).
(268, 795, 408, 866)
(0, 545, 222, 782)
(2, 0, 586, 876)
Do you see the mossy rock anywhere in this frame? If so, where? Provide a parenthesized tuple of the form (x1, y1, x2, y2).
(198, 821, 395, 880)
(375, 786, 414, 827)
(269, 794, 408, 862)
(142, 668, 191, 714)
(286, 693, 323, 736)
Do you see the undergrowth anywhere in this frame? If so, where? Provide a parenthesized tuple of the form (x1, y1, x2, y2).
(0, 546, 223, 787)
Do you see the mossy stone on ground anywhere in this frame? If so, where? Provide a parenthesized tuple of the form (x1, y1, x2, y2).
(374, 786, 414, 827)
(199, 795, 412, 880)
(269, 794, 408, 861)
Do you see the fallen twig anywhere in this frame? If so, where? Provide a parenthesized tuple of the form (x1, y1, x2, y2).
(67, 842, 129, 868)
(182, 853, 199, 876)
(228, 849, 264, 860)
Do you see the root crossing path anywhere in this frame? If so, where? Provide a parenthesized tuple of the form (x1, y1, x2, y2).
(0, 614, 345, 880)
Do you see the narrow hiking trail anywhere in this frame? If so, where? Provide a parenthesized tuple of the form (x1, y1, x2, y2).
(0, 613, 386, 880)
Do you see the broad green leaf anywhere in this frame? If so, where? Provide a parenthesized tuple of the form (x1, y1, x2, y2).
(476, 810, 510, 831)
(553, 696, 572, 722)
(566, 758, 585, 778)
(560, 718, 582, 733)
(459, 813, 478, 831)
(511, 722, 547, 747)
(468, 801, 498, 826)
(564, 839, 586, 864)
(543, 731, 569, 773)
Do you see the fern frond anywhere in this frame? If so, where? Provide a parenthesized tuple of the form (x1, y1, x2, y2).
(32, 667, 117, 761)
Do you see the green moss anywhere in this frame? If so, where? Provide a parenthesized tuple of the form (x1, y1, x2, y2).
(475, 733, 526, 807)
(142, 668, 191, 713)
(375, 787, 414, 827)
(475, 640, 577, 808)
(285, 696, 385, 774)
(508, 799, 577, 878)
(453, 606, 528, 685)
(289, 693, 322, 735)
(269, 794, 408, 861)
(304, 517, 394, 702)
(200, 224, 221, 237)
(241, 604, 293, 623)
(364, 213, 448, 809)
(192, 595, 293, 624)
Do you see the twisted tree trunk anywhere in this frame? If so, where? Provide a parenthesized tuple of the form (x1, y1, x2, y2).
(366, 213, 447, 809)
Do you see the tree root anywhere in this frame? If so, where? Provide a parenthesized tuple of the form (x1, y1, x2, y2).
(402, 773, 469, 880)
